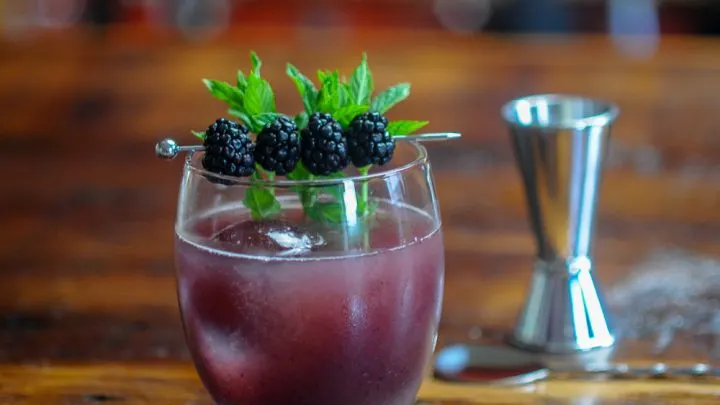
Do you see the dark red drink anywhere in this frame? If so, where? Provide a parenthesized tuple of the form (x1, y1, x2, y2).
(175, 203, 444, 405)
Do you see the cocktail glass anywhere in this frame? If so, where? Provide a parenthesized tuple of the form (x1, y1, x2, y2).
(173, 141, 445, 405)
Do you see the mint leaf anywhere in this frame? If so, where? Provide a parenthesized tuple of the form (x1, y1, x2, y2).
(317, 71, 351, 113)
(294, 112, 309, 129)
(244, 183, 281, 221)
(203, 79, 244, 106)
(317, 69, 333, 84)
(237, 70, 247, 90)
(287, 162, 316, 208)
(357, 165, 371, 217)
(342, 82, 353, 98)
(287, 161, 312, 182)
(244, 74, 276, 116)
(387, 120, 429, 136)
(350, 53, 373, 105)
(358, 199, 378, 219)
(316, 172, 347, 201)
(287, 64, 318, 114)
(371, 83, 411, 114)
(317, 71, 340, 113)
(337, 83, 350, 109)
(191, 130, 205, 140)
(307, 202, 345, 224)
(335, 104, 369, 128)
(250, 51, 262, 76)
(228, 108, 253, 129)
(253, 113, 282, 130)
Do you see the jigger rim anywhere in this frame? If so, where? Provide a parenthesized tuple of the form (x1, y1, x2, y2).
(501, 94, 619, 130)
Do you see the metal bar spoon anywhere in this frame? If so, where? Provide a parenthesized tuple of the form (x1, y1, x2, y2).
(434, 344, 719, 385)
(155, 132, 462, 160)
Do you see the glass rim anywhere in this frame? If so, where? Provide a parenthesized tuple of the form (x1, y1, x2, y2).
(185, 141, 429, 187)
(501, 93, 619, 130)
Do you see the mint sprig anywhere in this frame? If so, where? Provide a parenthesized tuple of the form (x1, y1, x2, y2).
(228, 108, 252, 128)
(387, 120, 429, 136)
(317, 71, 351, 113)
(200, 52, 282, 221)
(370, 83, 410, 114)
(294, 112, 309, 129)
(198, 51, 427, 226)
(244, 173, 281, 221)
(335, 104, 369, 127)
(286, 64, 318, 114)
(317, 69, 334, 85)
(203, 79, 244, 107)
(250, 51, 262, 75)
(236, 70, 247, 89)
(350, 53, 373, 105)
(282, 54, 425, 224)
(203, 52, 275, 134)
(244, 74, 276, 117)
(252, 112, 282, 129)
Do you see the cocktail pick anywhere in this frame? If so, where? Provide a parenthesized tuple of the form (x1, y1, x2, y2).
(394, 132, 462, 142)
(433, 343, 718, 385)
(154, 132, 462, 160)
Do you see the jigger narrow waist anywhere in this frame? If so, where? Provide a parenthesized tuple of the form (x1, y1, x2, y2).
(535, 256, 594, 275)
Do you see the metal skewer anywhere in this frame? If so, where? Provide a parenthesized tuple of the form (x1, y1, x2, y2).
(394, 132, 462, 142)
(155, 132, 462, 160)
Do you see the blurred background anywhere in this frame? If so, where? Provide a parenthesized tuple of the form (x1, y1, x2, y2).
(2, 0, 720, 36)
(1, 0, 720, 364)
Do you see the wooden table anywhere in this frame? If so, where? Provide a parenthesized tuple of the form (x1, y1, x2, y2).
(2, 26, 720, 404)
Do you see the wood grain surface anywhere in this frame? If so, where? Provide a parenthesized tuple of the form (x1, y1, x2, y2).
(1, 26, 720, 404)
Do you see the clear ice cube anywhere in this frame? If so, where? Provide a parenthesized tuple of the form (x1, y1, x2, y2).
(212, 220, 326, 257)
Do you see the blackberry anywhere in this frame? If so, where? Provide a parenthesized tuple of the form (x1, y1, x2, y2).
(346, 111, 395, 167)
(254, 116, 300, 175)
(202, 118, 255, 181)
(300, 112, 348, 176)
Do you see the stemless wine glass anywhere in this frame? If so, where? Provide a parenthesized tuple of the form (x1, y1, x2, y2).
(173, 141, 444, 405)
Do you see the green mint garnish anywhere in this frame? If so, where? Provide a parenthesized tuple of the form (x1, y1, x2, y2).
(294, 112, 309, 129)
(250, 51, 262, 75)
(286, 161, 316, 207)
(191, 130, 205, 140)
(357, 165, 371, 217)
(317, 69, 334, 85)
(286, 64, 318, 114)
(317, 71, 351, 113)
(370, 83, 411, 114)
(204, 53, 275, 134)
(334, 104, 369, 128)
(236, 70, 247, 89)
(243, 74, 276, 118)
(199, 51, 426, 225)
(203, 79, 244, 106)
(350, 53, 373, 105)
(306, 202, 345, 224)
(252, 112, 282, 129)
(284, 54, 420, 224)
(201, 52, 282, 221)
(243, 173, 281, 221)
(228, 108, 253, 129)
(387, 120, 429, 136)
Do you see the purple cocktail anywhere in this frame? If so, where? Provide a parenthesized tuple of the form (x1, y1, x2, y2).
(162, 51, 448, 405)
(175, 202, 443, 405)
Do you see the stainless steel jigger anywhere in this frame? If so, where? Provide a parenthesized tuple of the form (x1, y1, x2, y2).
(501, 94, 619, 356)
